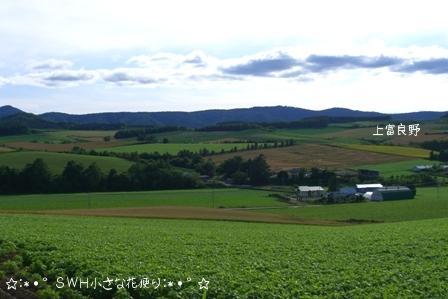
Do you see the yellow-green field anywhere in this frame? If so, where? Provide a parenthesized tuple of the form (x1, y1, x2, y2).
(337, 144, 431, 158)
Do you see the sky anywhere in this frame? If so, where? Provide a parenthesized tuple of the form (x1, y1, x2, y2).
(1, 0, 448, 114)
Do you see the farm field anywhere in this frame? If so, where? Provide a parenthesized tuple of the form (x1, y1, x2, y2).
(0, 146, 13, 152)
(149, 126, 350, 144)
(357, 159, 434, 177)
(0, 215, 447, 298)
(337, 144, 431, 158)
(210, 144, 411, 171)
(0, 188, 285, 211)
(317, 122, 448, 145)
(263, 187, 448, 222)
(0, 151, 133, 174)
(0, 130, 115, 143)
(1, 187, 447, 224)
(0, 130, 131, 152)
(101, 142, 251, 154)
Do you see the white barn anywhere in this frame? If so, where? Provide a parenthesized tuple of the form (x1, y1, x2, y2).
(296, 186, 325, 201)
(356, 183, 383, 193)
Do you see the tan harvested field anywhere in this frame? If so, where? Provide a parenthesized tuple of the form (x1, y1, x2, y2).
(2, 206, 340, 225)
(210, 144, 411, 171)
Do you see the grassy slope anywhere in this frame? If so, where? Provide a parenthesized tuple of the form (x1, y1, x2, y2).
(264, 187, 448, 222)
(0, 188, 285, 210)
(0, 151, 133, 174)
(0, 215, 447, 297)
(2, 187, 446, 223)
(357, 158, 435, 176)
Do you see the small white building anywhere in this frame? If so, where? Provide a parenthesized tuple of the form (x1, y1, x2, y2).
(363, 191, 383, 201)
(356, 184, 383, 193)
(413, 165, 433, 172)
(296, 186, 325, 201)
(364, 186, 414, 201)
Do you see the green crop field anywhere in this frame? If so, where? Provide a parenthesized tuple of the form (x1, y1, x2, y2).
(102, 143, 251, 154)
(0, 188, 284, 211)
(0, 146, 13, 152)
(148, 126, 350, 144)
(338, 144, 431, 158)
(0, 130, 116, 144)
(0, 215, 447, 298)
(356, 159, 435, 177)
(263, 187, 448, 222)
(0, 151, 133, 174)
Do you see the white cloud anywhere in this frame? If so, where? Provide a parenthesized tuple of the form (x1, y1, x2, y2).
(1, 0, 448, 113)
(101, 68, 163, 86)
(0, 76, 8, 86)
(3, 47, 448, 90)
(2, 0, 448, 58)
(10, 69, 97, 88)
(29, 59, 74, 70)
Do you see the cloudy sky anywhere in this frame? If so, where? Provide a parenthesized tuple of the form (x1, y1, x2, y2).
(1, 0, 448, 114)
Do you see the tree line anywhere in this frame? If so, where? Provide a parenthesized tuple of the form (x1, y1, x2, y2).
(0, 159, 202, 195)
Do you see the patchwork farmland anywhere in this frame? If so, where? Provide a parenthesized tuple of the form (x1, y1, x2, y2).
(1, 112, 447, 298)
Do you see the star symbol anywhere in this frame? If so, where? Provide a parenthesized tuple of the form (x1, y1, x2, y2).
(24, 281, 30, 287)
(167, 281, 173, 287)
(198, 278, 209, 290)
(6, 277, 18, 290)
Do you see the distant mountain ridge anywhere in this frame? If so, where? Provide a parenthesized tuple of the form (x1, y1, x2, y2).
(0, 105, 23, 118)
(0, 105, 446, 128)
(39, 106, 386, 127)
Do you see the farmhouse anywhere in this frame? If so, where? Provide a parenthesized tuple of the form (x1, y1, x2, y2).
(356, 183, 383, 193)
(365, 186, 414, 201)
(327, 186, 357, 202)
(413, 165, 433, 172)
(296, 186, 325, 201)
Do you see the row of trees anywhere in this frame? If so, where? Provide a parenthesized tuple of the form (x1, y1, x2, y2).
(114, 127, 184, 139)
(0, 159, 202, 194)
(430, 150, 448, 162)
(0, 124, 29, 136)
(217, 155, 271, 185)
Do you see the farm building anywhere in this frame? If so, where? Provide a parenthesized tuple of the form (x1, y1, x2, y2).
(413, 165, 433, 172)
(357, 169, 380, 180)
(339, 186, 356, 195)
(365, 186, 414, 201)
(356, 183, 383, 193)
(327, 187, 357, 202)
(296, 186, 325, 201)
